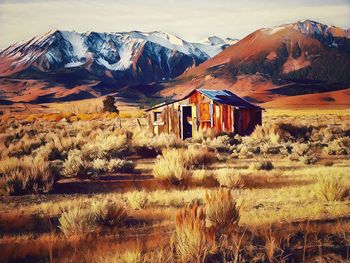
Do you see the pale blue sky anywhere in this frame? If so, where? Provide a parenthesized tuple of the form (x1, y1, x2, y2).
(0, 0, 349, 49)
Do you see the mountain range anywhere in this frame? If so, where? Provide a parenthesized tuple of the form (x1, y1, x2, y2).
(0, 30, 234, 103)
(0, 19, 349, 107)
(161, 20, 350, 107)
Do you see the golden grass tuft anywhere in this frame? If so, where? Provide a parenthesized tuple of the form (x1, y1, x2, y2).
(62, 149, 86, 177)
(251, 123, 280, 144)
(91, 200, 127, 227)
(0, 157, 54, 195)
(315, 175, 345, 202)
(205, 189, 240, 232)
(214, 168, 246, 188)
(153, 149, 189, 184)
(126, 191, 149, 210)
(249, 160, 274, 171)
(107, 158, 135, 172)
(174, 204, 212, 262)
(183, 146, 217, 168)
(91, 250, 143, 263)
(58, 205, 97, 236)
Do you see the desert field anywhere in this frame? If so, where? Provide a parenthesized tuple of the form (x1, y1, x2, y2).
(0, 107, 349, 263)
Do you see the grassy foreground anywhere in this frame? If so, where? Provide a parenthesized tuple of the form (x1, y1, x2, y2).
(0, 108, 349, 262)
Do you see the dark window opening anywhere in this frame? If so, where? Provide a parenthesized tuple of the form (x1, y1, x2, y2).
(154, 112, 162, 122)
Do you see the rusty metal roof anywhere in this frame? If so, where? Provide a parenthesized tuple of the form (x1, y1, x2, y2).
(197, 89, 262, 109)
(146, 88, 263, 111)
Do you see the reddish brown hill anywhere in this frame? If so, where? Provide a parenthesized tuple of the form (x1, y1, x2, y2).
(161, 22, 350, 108)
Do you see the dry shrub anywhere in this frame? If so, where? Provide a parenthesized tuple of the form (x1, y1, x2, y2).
(0, 157, 54, 195)
(153, 149, 189, 184)
(205, 189, 240, 232)
(47, 132, 84, 153)
(292, 142, 310, 156)
(63, 150, 135, 178)
(108, 159, 135, 173)
(251, 123, 280, 144)
(299, 154, 318, 165)
(323, 138, 350, 156)
(204, 135, 232, 152)
(192, 128, 216, 142)
(62, 149, 86, 177)
(133, 131, 182, 150)
(315, 175, 345, 202)
(117, 251, 143, 263)
(174, 204, 212, 262)
(237, 145, 254, 159)
(92, 250, 142, 263)
(92, 200, 127, 226)
(7, 135, 44, 158)
(184, 146, 216, 168)
(250, 160, 274, 171)
(34, 142, 61, 161)
(82, 131, 131, 160)
(0, 157, 21, 175)
(263, 228, 283, 262)
(92, 158, 108, 173)
(142, 246, 173, 263)
(260, 143, 282, 154)
(277, 123, 313, 142)
(191, 169, 208, 181)
(191, 169, 213, 182)
(289, 142, 319, 164)
(214, 168, 245, 188)
(59, 205, 97, 236)
(126, 191, 148, 209)
(117, 251, 142, 263)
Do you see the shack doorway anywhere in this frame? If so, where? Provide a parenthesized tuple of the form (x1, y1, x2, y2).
(181, 105, 192, 139)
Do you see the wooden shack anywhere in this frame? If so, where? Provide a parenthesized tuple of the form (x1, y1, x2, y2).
(146, 89, 263, 139)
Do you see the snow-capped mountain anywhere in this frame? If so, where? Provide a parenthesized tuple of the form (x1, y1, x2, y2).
(192, 36, 239, 58)
(262, 20, 350, 53)
(0, 30, 216, 82)
(0, 30, 239, 103)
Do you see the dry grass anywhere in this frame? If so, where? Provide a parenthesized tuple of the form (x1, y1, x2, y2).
(0, 108, 349, 262)
(107, 159, 135, 172)
(214, 168, 246, 188)
(183, 145, 217, 168)
(0, 157, 54, 195)
(315, 175, 345, 202)
(249, 160, 274, 171)
(153, 149, 189, 184)
(62, 149, 86, 177)
(59, 205, 97, 236)
(92, 200, 127, 226)
(87, 250, 143, 263)
(205, 189, 240, 232)
(126, 191, 149, 210)
(174, 204, 213, 262)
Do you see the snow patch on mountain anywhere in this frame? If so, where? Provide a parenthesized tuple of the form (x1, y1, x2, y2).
(117, 31, 207, 59)
(193, 36, 238, 57)
(263, 26, 285, 35)
(65, 61, 85, 68)
(60, 31, 87, 59)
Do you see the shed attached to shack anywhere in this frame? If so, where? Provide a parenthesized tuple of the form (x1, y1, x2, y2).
(146, 89, 263, 139)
